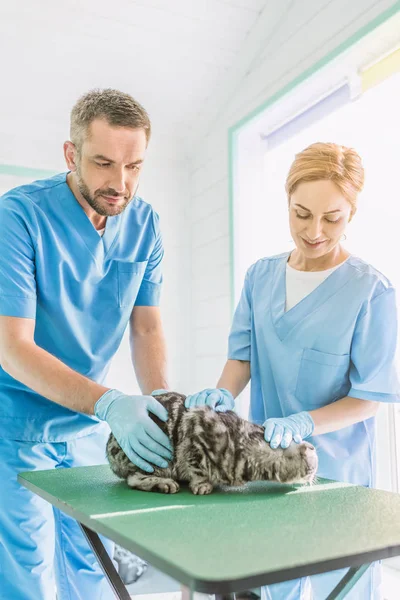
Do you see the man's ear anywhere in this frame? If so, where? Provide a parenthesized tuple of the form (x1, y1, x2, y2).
(63, 141, 78, 172)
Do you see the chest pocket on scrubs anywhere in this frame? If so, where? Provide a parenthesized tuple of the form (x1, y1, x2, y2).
(296, 348, 350, 408)
(117, 261, 147, 308)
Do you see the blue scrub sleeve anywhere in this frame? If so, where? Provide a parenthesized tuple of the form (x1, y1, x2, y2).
(135, 211, 163, 306)
(349, 286, 400, 402)
(0, 197, 37, 318)
(227, 268, 252, 361)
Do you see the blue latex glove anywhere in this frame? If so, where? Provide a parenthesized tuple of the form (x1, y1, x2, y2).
(151, 389, 169, 396)
(184, 388, 234, 412)
(95, 389, 173, 473)
(263, 412, 315, 449)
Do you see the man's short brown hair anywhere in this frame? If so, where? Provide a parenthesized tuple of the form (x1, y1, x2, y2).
(70, 88, 151, 150)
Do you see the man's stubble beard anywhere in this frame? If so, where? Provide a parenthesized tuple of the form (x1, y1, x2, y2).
(75, 163, 134, 217)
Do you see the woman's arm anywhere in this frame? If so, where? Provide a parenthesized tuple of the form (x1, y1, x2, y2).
(309, 396, 379, 435)
(184, 359, 250, 409)
(217, 359, 251, 398)
(263, 396, 380, 449)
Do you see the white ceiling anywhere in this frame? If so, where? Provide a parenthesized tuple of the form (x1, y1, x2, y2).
(0, 0, 267, 153)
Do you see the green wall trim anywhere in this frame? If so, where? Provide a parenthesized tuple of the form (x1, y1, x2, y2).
(228, 1, 400, 313)
(0, 163, 58, 179)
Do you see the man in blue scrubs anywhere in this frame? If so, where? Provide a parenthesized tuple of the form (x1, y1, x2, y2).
(0, 89, 174, 599)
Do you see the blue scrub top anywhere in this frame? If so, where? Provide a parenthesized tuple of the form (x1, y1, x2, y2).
(228, 252, 400, 487)
(0, 173, 163, 442)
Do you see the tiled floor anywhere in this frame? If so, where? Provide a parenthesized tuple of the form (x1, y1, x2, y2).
(126, 564, 212, 600)
(126, 563, 259, 598)
(127, 564, 180, 596)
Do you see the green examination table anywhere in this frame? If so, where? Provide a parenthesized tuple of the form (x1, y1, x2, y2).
(18, 464, 400, 600)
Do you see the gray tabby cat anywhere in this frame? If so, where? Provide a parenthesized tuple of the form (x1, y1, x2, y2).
(106, 392, 318, 495)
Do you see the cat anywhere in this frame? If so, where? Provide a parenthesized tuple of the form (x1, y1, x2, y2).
(106, 392, 318, 495)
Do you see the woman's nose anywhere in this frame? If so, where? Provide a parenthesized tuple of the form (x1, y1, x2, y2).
(306, 220, 323, 240)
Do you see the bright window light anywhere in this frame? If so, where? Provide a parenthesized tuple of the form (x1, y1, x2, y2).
(244, 71, 400, 291)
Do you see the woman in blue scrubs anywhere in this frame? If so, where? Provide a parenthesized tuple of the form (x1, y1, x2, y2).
(186, 142, 400, 599)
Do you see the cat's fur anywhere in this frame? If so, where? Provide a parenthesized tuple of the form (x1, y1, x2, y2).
(106, 392, 318, 495)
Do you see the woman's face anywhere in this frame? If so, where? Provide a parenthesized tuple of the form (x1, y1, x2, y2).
(289, 180, 353, 259)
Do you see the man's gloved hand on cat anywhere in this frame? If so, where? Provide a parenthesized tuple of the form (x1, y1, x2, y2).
(183, 387, 235, 412)
(95, 390, 173, 473)
(263, 412, 315, 449)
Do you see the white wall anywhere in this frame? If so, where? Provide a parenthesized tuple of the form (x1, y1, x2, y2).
(187, 0, 399, 394)
(0, 133, 191, 394)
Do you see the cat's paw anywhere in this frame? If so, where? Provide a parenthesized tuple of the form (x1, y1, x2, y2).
(156, 480, 180, 494)
(190, 481, 213, 495)
(126, 474, 180, 493)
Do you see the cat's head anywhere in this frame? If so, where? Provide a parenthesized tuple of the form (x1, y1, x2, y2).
(273, 441, 318, 484)
(258, 440, 318, 485)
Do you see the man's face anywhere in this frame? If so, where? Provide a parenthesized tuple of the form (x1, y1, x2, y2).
(72, 118, 147, 217)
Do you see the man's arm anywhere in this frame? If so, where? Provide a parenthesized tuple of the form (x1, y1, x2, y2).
(0, 316, 109, 414)
(129, 306, 169, 394)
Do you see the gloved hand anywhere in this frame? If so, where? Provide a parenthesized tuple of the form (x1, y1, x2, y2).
(151, 389, 169, 396)
(184, 388, 234, 412)
(95, 389, 173, 473)
(263, 412, 315, 449)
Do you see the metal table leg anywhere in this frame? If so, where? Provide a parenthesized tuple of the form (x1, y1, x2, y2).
(80, 523, 131, 600)
(326, 564, 370, 600)
(80, 524, 237, 600)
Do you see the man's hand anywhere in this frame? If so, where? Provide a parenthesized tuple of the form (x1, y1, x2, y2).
(95, 390, 173, 473)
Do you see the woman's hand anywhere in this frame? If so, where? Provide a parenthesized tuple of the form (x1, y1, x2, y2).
(263, 412, 315, 449)
(184, 388, 234, 412)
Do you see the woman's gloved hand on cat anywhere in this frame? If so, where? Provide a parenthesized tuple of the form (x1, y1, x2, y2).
(95, 389, 173, 473)
(184, 387, 235, 411)
(263, 412, 315, 449)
